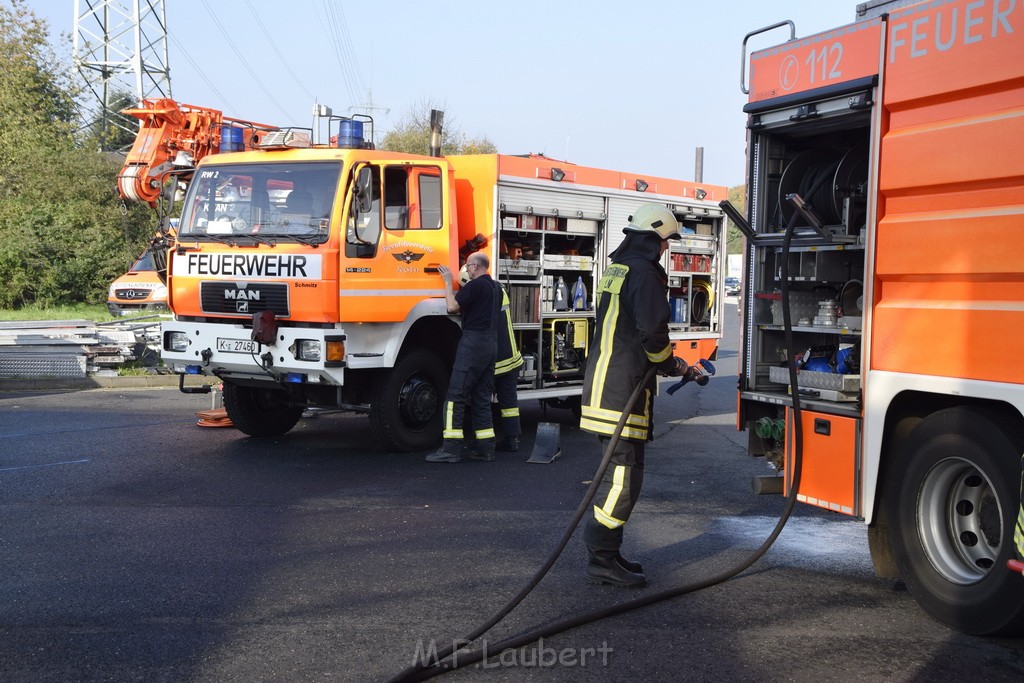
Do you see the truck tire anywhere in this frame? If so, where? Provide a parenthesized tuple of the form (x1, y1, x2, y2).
(222, 381, 303, 437)
(886, 407, 1024, 635)
(370, 349, 448, 452)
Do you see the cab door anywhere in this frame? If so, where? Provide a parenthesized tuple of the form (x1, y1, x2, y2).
(339, 161, 451, 322)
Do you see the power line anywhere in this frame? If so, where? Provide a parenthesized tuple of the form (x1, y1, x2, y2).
(166, 31, 237, 112)
(243, 0, 318, 103)
(198, 0, 294, 122)
(315, 0, 366, 107)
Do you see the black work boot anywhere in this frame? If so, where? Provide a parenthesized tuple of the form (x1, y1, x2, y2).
(616, 553, 643, 574)
(495, 436, 520, 452)
(587, 548, 646, 587)
(469, 437, 496, 462)
(426, 439, 463, 463)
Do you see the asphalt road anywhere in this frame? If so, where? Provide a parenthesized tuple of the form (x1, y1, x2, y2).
(2, 299, 1023, 681)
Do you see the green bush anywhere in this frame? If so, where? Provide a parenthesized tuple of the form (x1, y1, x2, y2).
(0, 2, 154, 309)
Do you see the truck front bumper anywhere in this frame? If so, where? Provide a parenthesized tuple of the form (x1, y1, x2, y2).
(161, 320, 347, 385)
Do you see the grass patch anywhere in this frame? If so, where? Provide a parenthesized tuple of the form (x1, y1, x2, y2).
(117, 363, 153, 376)
(0, 303, 117, 323)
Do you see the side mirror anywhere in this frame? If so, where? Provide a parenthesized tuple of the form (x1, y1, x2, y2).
(354, 166, 373, 214)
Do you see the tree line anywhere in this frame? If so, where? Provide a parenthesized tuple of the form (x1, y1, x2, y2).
(0, 1, 153, 308)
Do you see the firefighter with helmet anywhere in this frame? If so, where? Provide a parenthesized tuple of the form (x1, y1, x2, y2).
(580, 202, 701, 587)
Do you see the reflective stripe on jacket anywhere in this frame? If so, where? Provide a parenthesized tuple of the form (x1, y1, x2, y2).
(495, 288, 523, 376)
(580, 233, 676, 442)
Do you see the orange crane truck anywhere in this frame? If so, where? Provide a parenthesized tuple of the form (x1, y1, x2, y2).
(730, 0, 1024, 634)
(119, 99, 728, 452)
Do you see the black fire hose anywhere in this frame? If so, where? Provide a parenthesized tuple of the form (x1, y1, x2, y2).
(391, 211, 810, 681)
(388, 366, 658, 682)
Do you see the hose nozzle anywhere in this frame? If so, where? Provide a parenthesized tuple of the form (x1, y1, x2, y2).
(666, 359, 715, 395)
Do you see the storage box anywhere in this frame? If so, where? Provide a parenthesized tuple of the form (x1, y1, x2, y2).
(501, 215, 519, 229)
(541, 216, 560, 231)
(769, 365, 861, 393)
(754, 291, 824, 326)
(520, 215, 540, 230)
(695, 223, 713, 236)
(542, 254, 593, 270)
(499, 258, 541, 276)
(784, 408, 860, 514)
(565, 218, 598, 234)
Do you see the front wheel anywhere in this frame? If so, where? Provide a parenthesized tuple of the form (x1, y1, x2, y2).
(886, 407, 1024, 635)
(222, 382, 303, 437)
(370, 349, 449, 452)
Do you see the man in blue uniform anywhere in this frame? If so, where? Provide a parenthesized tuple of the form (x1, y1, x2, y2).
(580, 203, 700, 587)
(427, 252, 502, 463)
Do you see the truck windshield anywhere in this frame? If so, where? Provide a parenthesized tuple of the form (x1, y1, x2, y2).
(178, 161, 342, 245)
(131, 251, 158, 272)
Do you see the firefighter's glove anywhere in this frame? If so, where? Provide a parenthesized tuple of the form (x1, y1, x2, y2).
(666, 358, 715, 395)
(666, 356, 689, 377)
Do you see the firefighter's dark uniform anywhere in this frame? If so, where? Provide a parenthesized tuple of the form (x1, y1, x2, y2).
(580, 231, 680, 579)
(494, 288, 523, 444)
(432, 273, 502, 460)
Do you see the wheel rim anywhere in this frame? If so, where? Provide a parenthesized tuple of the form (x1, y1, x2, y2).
(397, 372, 439, 430)
(917, 456, 1003, 584)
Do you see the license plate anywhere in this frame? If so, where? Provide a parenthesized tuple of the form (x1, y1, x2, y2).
(217, 338, 259, 354)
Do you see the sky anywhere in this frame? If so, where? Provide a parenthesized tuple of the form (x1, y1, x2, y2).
(36, 1, 859, 188)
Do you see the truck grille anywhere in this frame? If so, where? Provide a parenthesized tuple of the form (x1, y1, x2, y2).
(200, 282, 290, 317)
(114, 289, 151, 301)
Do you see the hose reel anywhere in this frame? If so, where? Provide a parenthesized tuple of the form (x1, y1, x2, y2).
(778, 144, 868, 235)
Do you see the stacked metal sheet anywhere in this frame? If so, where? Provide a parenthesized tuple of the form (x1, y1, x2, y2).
(0, 317, 164, 378)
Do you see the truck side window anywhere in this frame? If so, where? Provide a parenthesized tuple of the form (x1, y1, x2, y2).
(418, 174, 441, 229)
(379, 165, 442, 231)
(383, 167, 408, 230)
(346, 166, 381, 258)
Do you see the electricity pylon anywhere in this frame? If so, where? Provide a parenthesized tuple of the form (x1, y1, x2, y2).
(73, 0, 171, 151)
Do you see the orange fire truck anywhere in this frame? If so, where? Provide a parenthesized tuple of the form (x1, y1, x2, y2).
(119, 99, 728, 452)
(732, 0, 1024, 634)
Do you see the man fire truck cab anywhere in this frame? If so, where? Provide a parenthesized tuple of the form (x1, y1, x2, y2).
(119, 99, 728, 454)
(731, 0, 1024, 635)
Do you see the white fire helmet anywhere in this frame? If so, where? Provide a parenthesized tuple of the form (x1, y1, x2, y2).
(623, 203, 681, 240)
(458, 264, 471, 285)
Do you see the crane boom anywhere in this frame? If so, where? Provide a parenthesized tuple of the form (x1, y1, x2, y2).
(118, 98, 277, 207)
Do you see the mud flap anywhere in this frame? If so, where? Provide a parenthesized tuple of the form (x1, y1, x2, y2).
(527, 422, 562, 464)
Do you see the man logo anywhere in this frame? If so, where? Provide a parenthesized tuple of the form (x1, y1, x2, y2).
(392, 250, 424, 265)
(224, 288, 261, 301)
(225, 286, 260, 314)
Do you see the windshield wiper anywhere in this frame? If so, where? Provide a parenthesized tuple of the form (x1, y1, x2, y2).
(237, 233, 278, 247)
(200, 234, 235, 246)
(275, 233, 321, 247)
